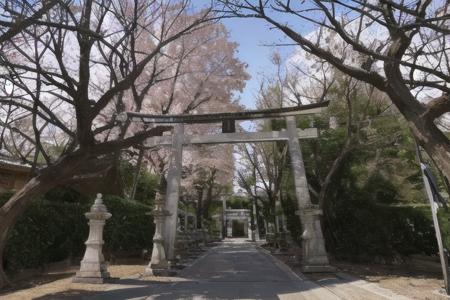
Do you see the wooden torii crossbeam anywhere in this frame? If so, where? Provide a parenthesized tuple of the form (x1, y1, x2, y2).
(124, 101, 334, 275)
(126, 101, 328, 124)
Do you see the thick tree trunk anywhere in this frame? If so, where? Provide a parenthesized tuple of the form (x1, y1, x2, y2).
(0, 175, 56, 289)
(383, 41, 450, 186)
(0, 151, 113, 289)
(386, 85, 450, 184)
(411, 119, 450, 183)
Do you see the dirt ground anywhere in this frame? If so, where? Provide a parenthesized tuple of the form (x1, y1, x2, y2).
(334, 261, 447, 300)
(2, 252, 449, 300)
(271, 250, 449, 300)
(0, 263, 178, 300)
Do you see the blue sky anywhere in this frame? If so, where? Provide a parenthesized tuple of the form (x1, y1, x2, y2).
(220, 17, 294, 109)
(193, 1, 314, 109)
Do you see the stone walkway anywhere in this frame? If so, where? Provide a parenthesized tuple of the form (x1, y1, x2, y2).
(62, 238, 409, 300)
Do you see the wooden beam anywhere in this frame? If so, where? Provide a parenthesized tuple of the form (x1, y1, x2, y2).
(143, 128, 318, 148)
(222, 119, 236, 133)
(125, 101, 329, 124)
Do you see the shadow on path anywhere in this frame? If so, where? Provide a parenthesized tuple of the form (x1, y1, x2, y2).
(36, 239, 407, 300)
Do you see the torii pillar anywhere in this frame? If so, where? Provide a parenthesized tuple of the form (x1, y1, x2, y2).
(286, 116, 334, 272)
(163, 123, 184, 264)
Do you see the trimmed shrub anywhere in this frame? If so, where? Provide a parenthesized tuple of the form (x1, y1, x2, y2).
(103, 195, 154, 256)
(2, 196, 87, 272)
(328, 197, 444, 261)
(1, 191, 154, 274)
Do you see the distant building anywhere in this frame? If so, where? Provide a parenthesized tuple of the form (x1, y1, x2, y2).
(0, 155, 31, 193)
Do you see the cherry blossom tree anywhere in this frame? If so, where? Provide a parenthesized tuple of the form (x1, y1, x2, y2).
(0, 0, 217, 288)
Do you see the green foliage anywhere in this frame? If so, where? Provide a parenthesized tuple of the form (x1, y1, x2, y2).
(103, 195, 153, 255)
(364, 173, 398, 204)
(1, 193, 87, 273)
(311, 123, 443, 259)
(45, 187, 90, 204)
(438, 209, 450, 251)
(119, 160, 159, 205)
(1, 191, 154, 274)
(228, 195, 250, 209)
(328, 195, 439, 260)
(0, 191, 14, 204)
(277, 75, 447, 261)
(133, 172, 159, 205)
(280, 172, 302, 245)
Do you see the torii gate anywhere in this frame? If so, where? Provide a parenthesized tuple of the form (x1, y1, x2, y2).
(125, 101, 334, 274)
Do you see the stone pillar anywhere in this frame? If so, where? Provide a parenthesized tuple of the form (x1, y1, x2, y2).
(247, 217, 253, 240)
(286, 116, 333, 272)
(221, 195, 227, 239)
(281, 214, 288, 233)
(275, 197, 281, 233)
(278, 190, 287, 232)
(263, 220, 268, 237)
(227, 219, 233, 237)
(252, 200, 260, 241)
(145, 193, 172, 276)
(73, 194, 111, 283)
(192, 214, 197, 231)
(243, 220, 248, 239)
(186, 215, 192, 231)
(163, 123, 184, 263)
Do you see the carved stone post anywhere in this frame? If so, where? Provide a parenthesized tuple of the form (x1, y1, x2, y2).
(163, 123, 184, 263)
(73, 194, 111, 283)
(286, 116, 334, 272)
(252, 200, 260, 241)
(247, 215, 252, 240)
(145, 192, 173, 276)
(226, 218, 233, 238)
(221, 195, 227, 239)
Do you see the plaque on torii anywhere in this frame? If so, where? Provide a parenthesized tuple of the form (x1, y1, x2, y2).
(123, 101, 334, 274)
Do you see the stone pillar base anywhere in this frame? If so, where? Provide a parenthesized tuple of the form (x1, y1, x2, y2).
(144, 265, 176, 277)
(72, 276, 109, 284)
(297, 207, 334, 273)
(301, 264, 336, 273)
(73, 262, 111, 283)
(146, 192, 174, 277)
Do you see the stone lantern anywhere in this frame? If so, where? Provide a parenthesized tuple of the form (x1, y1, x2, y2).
(145, 192, 173, 276)
(73, 193, 111, 283)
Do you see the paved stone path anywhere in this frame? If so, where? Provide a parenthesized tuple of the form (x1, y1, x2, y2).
(75, 239, 409, 300)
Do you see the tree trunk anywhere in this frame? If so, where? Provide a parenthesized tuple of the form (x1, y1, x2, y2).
(318, 139, 353, 208)
(0, 151, 112, 289)
(202, 183, 214, 221)
(388, 86, 450, 183)
(316, 138, 352, 252)
(0, 175, 56, 289)
(412, 119, 450, 184)
(196, 188, 203, 229)
(383, 48, 450, 186)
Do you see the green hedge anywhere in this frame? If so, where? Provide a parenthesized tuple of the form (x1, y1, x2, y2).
(1, 192, 154, 273)
(327, 197, 446, 261)
(103, 196, 154, 256)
